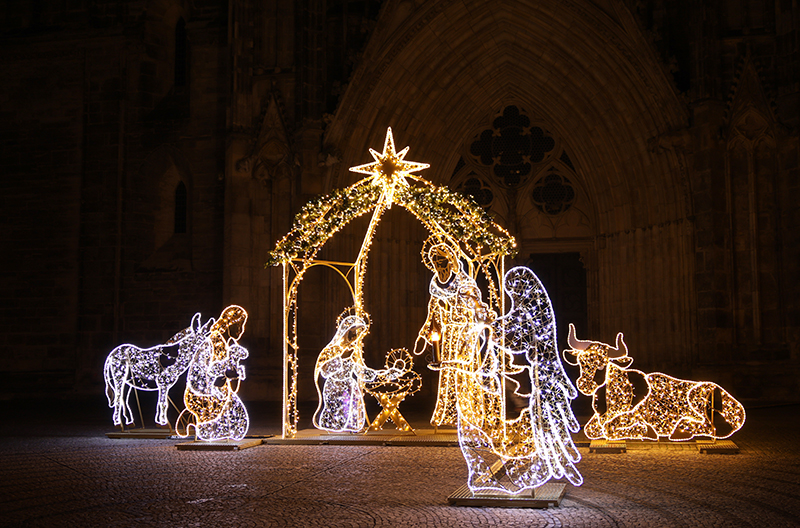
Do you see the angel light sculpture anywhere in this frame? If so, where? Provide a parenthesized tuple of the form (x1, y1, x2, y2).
(416, 248, 583, 494)
(490, 267, 582, 487)
(177, 305, 250, 441)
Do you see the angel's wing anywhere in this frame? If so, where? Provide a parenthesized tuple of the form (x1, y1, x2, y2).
(524, 270, 582, 485)
(494, 266, 582, 486)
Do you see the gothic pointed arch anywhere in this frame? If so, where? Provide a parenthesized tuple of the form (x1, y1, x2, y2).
(236, 92, 297, 186)
(321, 0, 695, 367)
(725, 57, 783, 349)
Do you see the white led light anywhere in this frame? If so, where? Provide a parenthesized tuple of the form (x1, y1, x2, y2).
(313, 310, 372, 433)
(177, 305, 251, 442)
(104, 312, 213, 426)
(417, 257, 583, 494)
(268, 128, 583, 495)
(269, 127, 516, 438)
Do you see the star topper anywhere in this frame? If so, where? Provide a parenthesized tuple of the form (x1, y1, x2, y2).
(350, 127, 429, 205)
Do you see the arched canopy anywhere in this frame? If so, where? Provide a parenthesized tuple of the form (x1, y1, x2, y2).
(267, 161, 516, 267)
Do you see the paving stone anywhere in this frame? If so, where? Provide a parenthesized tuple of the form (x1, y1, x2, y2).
(0, 400, 798, 527)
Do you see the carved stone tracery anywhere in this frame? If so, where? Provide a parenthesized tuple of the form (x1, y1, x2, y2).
(237, 93, 298, 186)
(452, 105, 593, 240)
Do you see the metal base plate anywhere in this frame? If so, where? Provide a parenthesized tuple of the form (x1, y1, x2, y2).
(265, 429, 459, 447)
(175, 438, 263, 451)
(106, 428, 174, 439)
(696, 440, 740, 454)
(588, 439, 741, 454)
(448, 483, 566, 508)
(589, 440, 627, 453)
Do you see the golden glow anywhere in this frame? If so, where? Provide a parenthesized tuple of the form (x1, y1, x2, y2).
(349, 126, 430, 209)
(364, 348, 421, 432)
(269, 127, 516, 438)
(417, 262, 583, 493)
(268, 128, 582, 495)
(564, 324, 746, 441)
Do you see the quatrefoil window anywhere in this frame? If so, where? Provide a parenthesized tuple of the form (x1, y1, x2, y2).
(532, 172, 576, 215)
(458, 176, 494, 209)
(469, 106, 556, 188)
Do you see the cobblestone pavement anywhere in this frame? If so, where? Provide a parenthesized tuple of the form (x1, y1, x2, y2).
(1, 399, 798, 527)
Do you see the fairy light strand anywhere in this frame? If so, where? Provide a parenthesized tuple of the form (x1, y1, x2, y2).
(269, 128, 583, 496)
(270, 127, 516, 438)
(416, 253, 583, 494)
(177, 306, 251, 442)
(104, 313, 213, 427)
(563, 324, 746, 441)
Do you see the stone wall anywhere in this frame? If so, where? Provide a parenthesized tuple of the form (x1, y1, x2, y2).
(1, 0, 797, 405)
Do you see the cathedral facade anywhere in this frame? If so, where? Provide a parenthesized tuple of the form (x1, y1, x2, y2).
(2, 0, 798, 404)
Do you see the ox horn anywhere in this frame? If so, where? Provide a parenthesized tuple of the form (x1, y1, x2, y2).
(609, 332, 628, 358)
(567, 323, 591, 351)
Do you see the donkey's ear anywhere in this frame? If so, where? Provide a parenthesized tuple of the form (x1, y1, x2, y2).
(610, 356, 633, 369)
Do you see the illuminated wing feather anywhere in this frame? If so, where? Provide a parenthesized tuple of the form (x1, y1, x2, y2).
(494, 266, 583, 486)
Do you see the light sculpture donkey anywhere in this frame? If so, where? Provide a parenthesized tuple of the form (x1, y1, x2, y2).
(104, 313, 213, 426)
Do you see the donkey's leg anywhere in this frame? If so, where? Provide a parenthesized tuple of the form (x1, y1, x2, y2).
(106, 356, 127, 425)
(122, 379, 136, 425)
(104, 358, 115, 408)
(155, 382, 169, 425)
(113, 370, 129, 425)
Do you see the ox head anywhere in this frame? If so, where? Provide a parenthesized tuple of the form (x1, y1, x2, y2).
(562, 323, 632, 395)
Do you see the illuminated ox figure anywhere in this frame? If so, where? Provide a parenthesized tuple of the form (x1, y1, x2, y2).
(104, 313, 212, 426)
(563, 324, 746, 441)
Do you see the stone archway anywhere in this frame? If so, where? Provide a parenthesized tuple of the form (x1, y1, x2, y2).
(323, 0, 695, 369)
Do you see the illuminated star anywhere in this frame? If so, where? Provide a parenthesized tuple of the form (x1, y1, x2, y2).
(350, 127, 429, 206)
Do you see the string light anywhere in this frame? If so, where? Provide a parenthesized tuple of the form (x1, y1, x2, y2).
(364, 348, 422, 432)
(313, 309, 372, 433)
(313, 309, 423, 433)
(269, 128, 582, 495)
(104, 313, 213, 427)
(269, 127, 516, 438)
(492, 267, 582, 487)
(414, 241, 495, 428)
(563, 324, 746, 441)
(177, 306, 251, 442)
(417, 255, 583, 493)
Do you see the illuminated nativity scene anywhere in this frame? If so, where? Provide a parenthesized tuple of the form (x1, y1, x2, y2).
(101, 127, 747, 504)
(268, 128, 585, 500)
